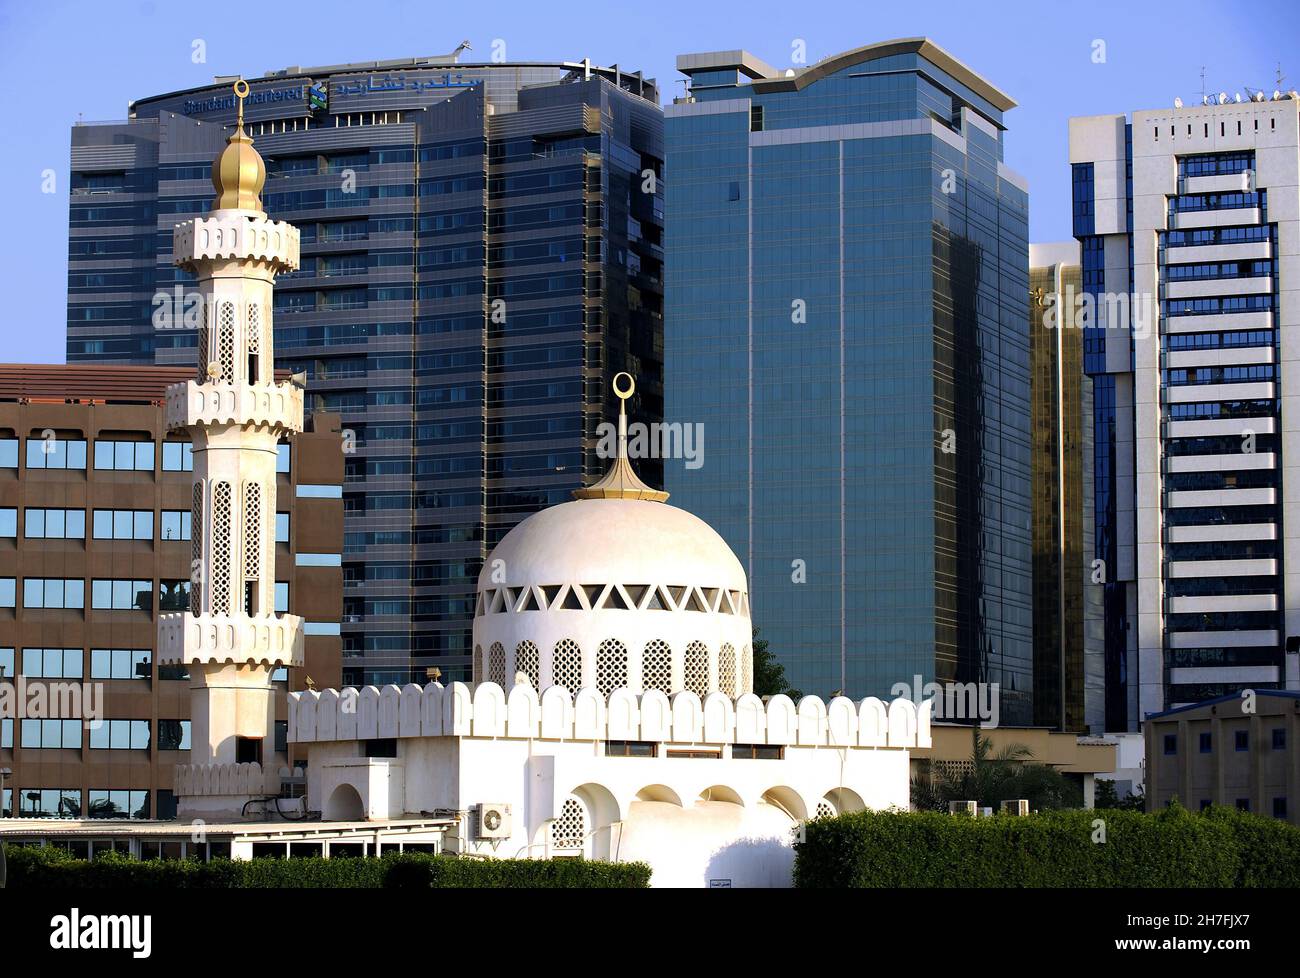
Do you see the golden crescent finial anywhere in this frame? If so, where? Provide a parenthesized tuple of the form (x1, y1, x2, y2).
(571, 371, 668, 502)
(233, 78, 249, 129)
(612, 372, 635, 400)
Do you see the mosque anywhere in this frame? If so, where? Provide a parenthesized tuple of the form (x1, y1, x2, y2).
(6, 81, 931, 888)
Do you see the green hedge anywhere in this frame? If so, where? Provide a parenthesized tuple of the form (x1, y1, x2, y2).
(794, 803, 1300, 887)
(4, 846, 650, 889)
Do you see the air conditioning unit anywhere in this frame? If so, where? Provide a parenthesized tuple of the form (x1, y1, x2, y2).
(1001, 798, 1030, 817)
(948, 800, 977, 817)
(475, 802, 512, 839)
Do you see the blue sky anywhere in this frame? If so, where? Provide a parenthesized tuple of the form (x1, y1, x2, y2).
(1, 0, 1296, 362)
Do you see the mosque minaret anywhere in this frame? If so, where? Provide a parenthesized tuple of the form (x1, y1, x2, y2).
(157, 80, 305, 817)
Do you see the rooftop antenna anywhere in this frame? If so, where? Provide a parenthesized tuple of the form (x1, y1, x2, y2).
(1277, 62, 1287, 90)
(1198, 65, 1207, 103)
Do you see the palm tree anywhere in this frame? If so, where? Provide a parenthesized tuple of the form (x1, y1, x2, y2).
(911, 735, 1082, 812)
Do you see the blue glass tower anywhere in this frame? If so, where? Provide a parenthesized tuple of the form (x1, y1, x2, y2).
(664, 40, 1032, 721)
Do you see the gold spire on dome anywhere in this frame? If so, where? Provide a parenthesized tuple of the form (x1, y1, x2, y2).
(573, 372, 670, 502)
(211, 79, 266, 212)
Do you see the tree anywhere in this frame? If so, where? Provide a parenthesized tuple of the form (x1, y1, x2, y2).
(911, 735, 1084, 812)
(1095, 778, 1145, 812)
(750, 627, 802, 700)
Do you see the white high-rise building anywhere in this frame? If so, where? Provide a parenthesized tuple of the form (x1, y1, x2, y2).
(1070, 90, 1300, 723)
(157, 80, 305, 817)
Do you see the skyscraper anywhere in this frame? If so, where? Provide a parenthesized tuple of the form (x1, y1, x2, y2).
(1029, 242, 1105, 733)
(67, 55, 664, 686)
(1070, 90, 1300, 724)
(663, 40, 1032, 722)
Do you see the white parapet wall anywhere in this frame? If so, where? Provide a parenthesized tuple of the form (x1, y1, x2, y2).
(173, 214, 300, 271)
(165, 380, 304, 435)
(288, 682, 932, 750)
(158, 611, 304, 667)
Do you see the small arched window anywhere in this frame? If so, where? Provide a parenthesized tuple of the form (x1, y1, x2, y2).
(685, 641, 709, 698)
(642, 639, 671, 694)
(487, 642, 506, 687)
(596, 639, 628, 696)
(515, 640, 540, 689)
(552, 638, 583, 692)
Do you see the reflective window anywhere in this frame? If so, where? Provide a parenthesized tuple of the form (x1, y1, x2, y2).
(94, 440, 155, 471)
(91, 579, 152, 611)
(90, 648, 151, 680)
(20, 718, 83, 749)
(23, 579, 85, 609)
(92, 509, 153, 540)
(17, 788, 81, 817)
(157, 719, 191, 751)
(161, 442, 193, 471)
(21, 648, 82, 678)
(88, 789, 150, 819)
(88, 718, 151, 750)
(161, 510, 191, 541)
(25, 438, 87, 470)
(24, 508, 86, 539)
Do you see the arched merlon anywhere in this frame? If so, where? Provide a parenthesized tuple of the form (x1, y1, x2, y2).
(289, 685, 934, 750)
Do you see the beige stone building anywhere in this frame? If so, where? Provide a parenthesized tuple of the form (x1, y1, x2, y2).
(1144, 689, 1300, 823)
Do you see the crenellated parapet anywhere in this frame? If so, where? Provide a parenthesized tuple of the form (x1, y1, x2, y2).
(173, 215, 300, 274)
(165, 380, 303, 435)
(158, 611, 304, 667)
(173, 761, 282, 798)
(288, 682, 933, 750)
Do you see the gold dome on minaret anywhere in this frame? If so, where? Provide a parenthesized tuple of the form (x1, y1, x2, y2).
(211, 79, 266, 212)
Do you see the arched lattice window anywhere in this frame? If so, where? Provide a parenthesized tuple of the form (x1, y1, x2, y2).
(211, 481, 232, 614)
(217, 301, 236, 383)
(247, 303, 261, 385)
(741, 644, 752, 696)
(719, 642, 736, 697)
(488, 642, 506, 687)
(190, 483, 203, 614)
(197, 302, 210, 383)
(816, 800, 835, 819)
(684, 641, 709, 698)
(473, 645, 483, 684)
(596, 639, 628, 696)
(243, 482, 262, 612)
(551, 796, 586, 851)
(641, 639, 671, 694)
(243, 482, 261, 577)
(552, 638, 582, 692)
(515, 640, 540, 689)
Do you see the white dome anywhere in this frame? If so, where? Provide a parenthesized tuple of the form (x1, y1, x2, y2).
(472, 498, 754, 699)
(479, 498, 746, 592)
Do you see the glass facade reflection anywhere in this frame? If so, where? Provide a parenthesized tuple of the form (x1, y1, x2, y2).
(665, 42, 1032, 721)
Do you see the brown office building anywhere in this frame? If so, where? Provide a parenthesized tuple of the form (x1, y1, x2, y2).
(1145, 689, 1300, 824)
(0, 364, 342, 820)
(1029, 242, 1104, 733)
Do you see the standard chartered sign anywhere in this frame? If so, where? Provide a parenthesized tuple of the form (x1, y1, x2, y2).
(183, 84, 304, 116)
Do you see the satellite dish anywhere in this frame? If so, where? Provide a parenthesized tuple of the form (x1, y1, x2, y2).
(1218, 91, 1229, 104)
(1273, 90, 1283, 100)
(1174, 97, 1183, 108)
(1234, 92, 1242, 103)
(785, 68, 795, 77)
(1202, 94, 1212, 105)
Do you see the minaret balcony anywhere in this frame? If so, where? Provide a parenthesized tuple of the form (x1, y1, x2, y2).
(172, 215, 300, 274)
(165, 380, 304, 434)
(158, 611, 304, 668)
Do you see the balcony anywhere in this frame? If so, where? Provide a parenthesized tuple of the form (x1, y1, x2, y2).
(157, 611, 304, 668)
